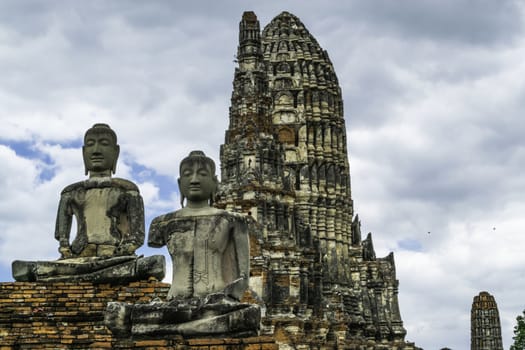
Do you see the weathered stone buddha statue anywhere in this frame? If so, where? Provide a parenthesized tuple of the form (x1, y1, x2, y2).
(105, 151, 260, 337)
(12, 123, 165, 283)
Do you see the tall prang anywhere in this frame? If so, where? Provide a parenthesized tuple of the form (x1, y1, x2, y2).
(471, 291, 504, 350)
(218, 11, 417, 348)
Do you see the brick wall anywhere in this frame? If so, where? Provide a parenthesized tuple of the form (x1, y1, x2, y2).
(0, 280, 419, 349)
(0, 280, 277, 350)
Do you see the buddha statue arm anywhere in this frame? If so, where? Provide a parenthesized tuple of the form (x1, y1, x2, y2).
(147, 215, 167, 248)
(54, 192, 73, 258)
(225, 217, 250, 300)
(116, 190, 145, 255)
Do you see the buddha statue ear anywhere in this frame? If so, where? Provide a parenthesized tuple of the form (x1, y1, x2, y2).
(178, 178, 185, 208)
(112, 145, 120, 175)
(209, 175, 219, 206)
(82, 145, 88, 176)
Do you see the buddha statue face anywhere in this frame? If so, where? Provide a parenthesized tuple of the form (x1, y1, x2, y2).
(178, 151, 218, 208)
(82, 124, 120, 177)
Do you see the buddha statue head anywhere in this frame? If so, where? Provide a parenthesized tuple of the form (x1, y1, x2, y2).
(178, 150, 218, 208)
(82, 123, 120, 177)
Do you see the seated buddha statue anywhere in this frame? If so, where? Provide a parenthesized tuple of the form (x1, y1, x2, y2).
(105, 150, 260, 337)
(11, 123, 165, 283)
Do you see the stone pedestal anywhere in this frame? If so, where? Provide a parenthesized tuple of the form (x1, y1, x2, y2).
(0, 280, 166, 348)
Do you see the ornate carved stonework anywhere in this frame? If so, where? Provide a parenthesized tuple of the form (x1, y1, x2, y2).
(217, 11, 416, 347)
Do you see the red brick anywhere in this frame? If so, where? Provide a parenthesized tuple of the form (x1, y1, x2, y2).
(133, 339, 169, 346)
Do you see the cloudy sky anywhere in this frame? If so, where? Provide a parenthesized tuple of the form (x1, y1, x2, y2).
(0, 1, 524, 348)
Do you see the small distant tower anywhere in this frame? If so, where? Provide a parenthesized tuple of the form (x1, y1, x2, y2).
(471, 291, 504, 350)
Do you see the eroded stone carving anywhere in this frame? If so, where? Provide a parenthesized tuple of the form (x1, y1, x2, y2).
(105, 150, 260, 337)
(216, 11, 413, 346)
(12, 123, 165, 283)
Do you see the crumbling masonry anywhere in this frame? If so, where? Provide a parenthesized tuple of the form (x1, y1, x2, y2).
(217, 11, 417, 348)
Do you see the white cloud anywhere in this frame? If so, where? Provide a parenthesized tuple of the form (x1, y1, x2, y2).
(0, 145, 59, 263)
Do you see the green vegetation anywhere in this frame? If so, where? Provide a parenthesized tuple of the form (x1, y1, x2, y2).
(511, 309, 525, 350)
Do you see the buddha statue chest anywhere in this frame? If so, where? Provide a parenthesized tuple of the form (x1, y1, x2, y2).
(81, 187, 120, 245)
(165, 215, 233, 298)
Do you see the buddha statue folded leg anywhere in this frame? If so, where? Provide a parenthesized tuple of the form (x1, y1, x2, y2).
(12, 255, 165, 283)
(132, 304, 261, 337)
(105, 295, 261, 337)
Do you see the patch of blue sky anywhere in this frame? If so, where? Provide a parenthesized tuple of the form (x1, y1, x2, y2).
(2, 140, 84, 182)
(59, 140, 83, 149)
(2, 140, 55, 181)
(3, 139, 83, 154)
(3, 140, 48, 160)
(130, 162, 178, 201)
(0, 263, 12, 283)
(128, 161, 179, 229)
(37, 164, 56, 181)
(397, 238, 423, 252)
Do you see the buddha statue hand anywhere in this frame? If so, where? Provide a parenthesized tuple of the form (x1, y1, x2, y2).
(203, 292, 228, 305)
(115, 242, 138, 256)
(58, 245, 73, 259)
(223, 276, 248, 301)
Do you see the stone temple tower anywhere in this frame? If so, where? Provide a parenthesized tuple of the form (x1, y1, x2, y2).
(471, 291, 504, 350)
(218, 11, 417, 348)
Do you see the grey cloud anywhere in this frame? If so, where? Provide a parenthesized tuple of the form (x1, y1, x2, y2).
(348, 0, 525, 46)
(343, 68, 409, 127)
